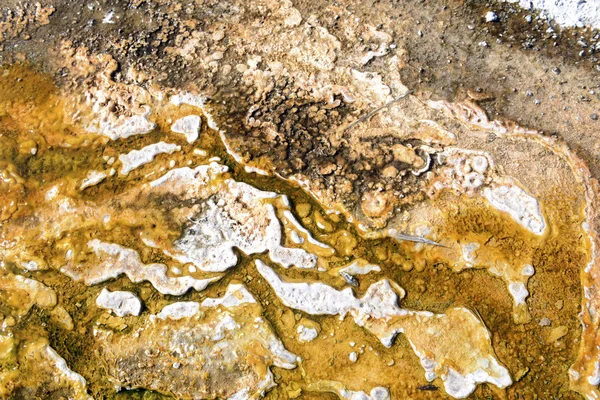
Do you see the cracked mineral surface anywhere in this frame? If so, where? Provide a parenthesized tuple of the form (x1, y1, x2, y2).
(1, 0, 600, 399)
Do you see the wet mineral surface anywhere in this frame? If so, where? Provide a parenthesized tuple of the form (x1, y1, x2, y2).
(1, 0, 600, 399)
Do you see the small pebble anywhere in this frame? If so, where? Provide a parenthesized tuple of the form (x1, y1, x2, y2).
(555, 300, 564, 310)
(485, 11, 498, 23)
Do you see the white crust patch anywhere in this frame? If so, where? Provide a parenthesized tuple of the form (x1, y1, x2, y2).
(152, 164, 318, 272)
(96, 288, 142, 317)
(119, 142, 181, 175)
(157, 302, 200, 320)
(201, 284, 257, 308)
(62, 240, 221, 296)
(80, 170, 107, 190)
(339, 260, 381, 276)
(483, 184, 546, 235)
(171, 115, 201, 143)
(296, 325, 318, 343)
(90, 114, 156, 141)
(256, 260, 359, 316)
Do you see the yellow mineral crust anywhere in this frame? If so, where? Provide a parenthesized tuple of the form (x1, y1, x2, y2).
(96, 283, 298, 399)
(0, 337, 90, 400)
(0, 157, 325, 294)
(0, 39, 598, 399)
(431, 99, 600, 399)
(0, 272, 73, 329)
(220, 50, 598, 391)
(0, 161, 24, 222)
(220, 80, 597, 397)
(256, 260, 512, 398)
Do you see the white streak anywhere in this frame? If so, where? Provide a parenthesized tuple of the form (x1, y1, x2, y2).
(93, 114, 155, 140)
(45, 346, 89, 395)
(80, 170, 107, 190)
(283, 210, 332, 249)
(119, 142, 181, 175)
(157, 302, 200, 320)
(62, 240, 221, 296)
(256, 260, 359, 316)
(201, 284, 257, 308)
(339, 260, 381, 276)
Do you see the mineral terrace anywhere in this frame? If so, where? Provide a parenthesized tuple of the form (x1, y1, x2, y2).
(1, 0, 600, 399)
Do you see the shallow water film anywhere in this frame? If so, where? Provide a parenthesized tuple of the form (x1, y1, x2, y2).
(1, 1, 600, 399)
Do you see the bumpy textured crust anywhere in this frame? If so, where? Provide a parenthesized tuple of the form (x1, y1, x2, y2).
(435, 99, 600, 399)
